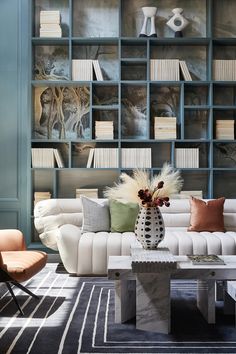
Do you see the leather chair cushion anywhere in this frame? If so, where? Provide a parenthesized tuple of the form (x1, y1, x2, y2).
(1, 251, 47, 282)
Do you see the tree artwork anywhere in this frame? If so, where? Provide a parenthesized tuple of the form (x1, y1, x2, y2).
(34, 86, 90, 139)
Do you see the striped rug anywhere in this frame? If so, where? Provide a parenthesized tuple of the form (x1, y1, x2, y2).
(0, 264, 236, 354)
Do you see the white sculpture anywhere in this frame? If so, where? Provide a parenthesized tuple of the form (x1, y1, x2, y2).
(166, 8, 189, 37)
(139, 7, 157, 37)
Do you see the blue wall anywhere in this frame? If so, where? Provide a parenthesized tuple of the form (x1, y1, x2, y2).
(0, 0, 30, 242)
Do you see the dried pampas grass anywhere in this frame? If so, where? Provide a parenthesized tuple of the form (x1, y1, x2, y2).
(104, 163, 183, 204)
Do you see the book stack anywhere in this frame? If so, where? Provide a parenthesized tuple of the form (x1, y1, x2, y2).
(34, 191, 51, 206)
(31, 148, 64, 168)
(75, 188, 98, 198)
(188, 255, 225, 265)
(86, 148, 119, 168)
(72, 60, 103, 81)
(95, 121, 114, 140)
(154, 117, 177, 139)
(39, 11, 62, 38)
(150, 59, 192, 81)
(121, 148, 152, 168)
(216, 120, 234, 140)
(175, 148, 199, 168)
(213, 60, 236, 81)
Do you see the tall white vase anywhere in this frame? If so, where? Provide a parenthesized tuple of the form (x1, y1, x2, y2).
(139, 7, 157, 37)
(135, 206, 165, 249)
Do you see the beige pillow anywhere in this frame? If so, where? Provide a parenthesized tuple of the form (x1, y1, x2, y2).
(188, 197, 225, 232)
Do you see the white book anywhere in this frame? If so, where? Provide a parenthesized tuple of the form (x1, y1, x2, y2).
(53, 149, 64, 168)
(40, 11, 60, 24)
(87, 148, 95, 168)
(150, 59, 154, 80)
(179, 61, 192, 81)
(40, 24, 61, 30)
(92, 60, 104, 81)
(76, 188, 98, 198)
(39, 30, 62, 38)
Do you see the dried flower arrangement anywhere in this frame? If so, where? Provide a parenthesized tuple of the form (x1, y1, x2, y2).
(104, 163, 183, 207)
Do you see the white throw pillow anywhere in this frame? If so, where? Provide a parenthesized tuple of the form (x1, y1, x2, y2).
(81, 196, 110, 233)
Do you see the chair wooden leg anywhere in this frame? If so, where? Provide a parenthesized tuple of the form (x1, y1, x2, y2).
(6, 283, 24, 316)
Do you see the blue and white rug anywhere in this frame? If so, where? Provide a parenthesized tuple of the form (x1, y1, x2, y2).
(0, 264, 236, 354)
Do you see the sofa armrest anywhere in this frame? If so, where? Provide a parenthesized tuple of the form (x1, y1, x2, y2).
(57, 224, 82, 274)
(0, 230, 26, 251)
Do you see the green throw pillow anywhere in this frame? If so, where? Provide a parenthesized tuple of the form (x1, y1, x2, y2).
(109, 199, 139, 232)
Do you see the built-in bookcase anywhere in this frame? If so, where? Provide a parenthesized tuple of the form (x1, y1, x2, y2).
(31, 0, 236, 245)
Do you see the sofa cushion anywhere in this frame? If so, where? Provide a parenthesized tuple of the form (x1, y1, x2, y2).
(77, 231, 137, 275)
(109, 199, 139, 232)
(81, 196, 110, 233)
(188, 197, 225, 232)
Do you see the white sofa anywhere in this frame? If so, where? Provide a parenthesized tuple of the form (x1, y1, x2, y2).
(34, 198, 236, 275)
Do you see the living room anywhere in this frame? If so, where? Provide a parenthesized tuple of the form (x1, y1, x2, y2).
(1, 0, 236, 353)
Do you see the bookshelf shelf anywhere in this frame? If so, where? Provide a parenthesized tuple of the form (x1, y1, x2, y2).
(29, 0, 236, 247)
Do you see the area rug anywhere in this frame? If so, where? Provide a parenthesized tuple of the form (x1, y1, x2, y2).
(0, 264, 236, 354)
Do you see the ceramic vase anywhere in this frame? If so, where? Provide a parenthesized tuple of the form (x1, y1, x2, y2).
(135, 206, 165, 250)
(139, 7, 157, 37)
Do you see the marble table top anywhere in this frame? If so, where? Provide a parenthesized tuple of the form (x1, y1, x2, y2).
(108, 255, 236, 281)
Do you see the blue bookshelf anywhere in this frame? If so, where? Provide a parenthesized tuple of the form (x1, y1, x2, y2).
(29, 0, 236, 247)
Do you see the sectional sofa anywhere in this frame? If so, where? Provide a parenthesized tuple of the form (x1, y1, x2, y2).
(34, 198, 236, 275)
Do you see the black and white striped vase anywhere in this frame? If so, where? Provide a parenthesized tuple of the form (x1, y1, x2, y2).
(135, 206, 165, 249)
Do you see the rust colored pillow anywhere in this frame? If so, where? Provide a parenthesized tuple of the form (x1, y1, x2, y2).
(188, 197, 225, 232)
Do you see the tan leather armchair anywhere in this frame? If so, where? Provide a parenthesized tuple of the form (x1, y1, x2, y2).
(0, 229, 47, 315)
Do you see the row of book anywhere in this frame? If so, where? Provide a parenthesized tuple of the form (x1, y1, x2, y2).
(34, 191, 51, 206)
(31, 148, 64, 168)
(39, 10, 62, 38)
(215, 119, 234, 140)
(150, 59, 192, 81)
(121, 148, 152, 168)
(87, 148, 119, 168)
(72, 60, 103, 81)
(95, 121, 114, 140)
(86, 148, 152, 168)
(213, 60, 236, 81)
(154, 117, 177, 139)
(175, 148, 199, 168)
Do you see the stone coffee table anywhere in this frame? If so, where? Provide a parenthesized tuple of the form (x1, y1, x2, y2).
(108, 249, 236, 334)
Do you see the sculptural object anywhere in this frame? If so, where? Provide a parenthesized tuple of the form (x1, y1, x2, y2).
(166, 8, 189, 37)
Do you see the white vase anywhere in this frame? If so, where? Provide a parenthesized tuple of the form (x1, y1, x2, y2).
(139, 7, 157, 37)
(135, 206, 165, 249)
